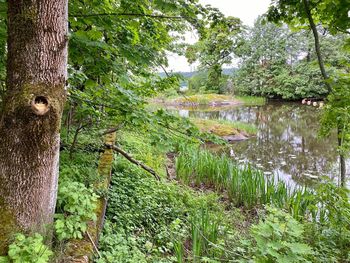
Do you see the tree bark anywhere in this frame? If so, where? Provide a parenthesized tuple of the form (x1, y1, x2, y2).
(338, 127, 346, 187)
(0, 0, 68, 254)
(302, 0, 331, 92)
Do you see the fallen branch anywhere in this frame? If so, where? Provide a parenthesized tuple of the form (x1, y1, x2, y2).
(101, 123, 125, 135)
(87, 231, 102, 259)
(105, 144, 161, 181)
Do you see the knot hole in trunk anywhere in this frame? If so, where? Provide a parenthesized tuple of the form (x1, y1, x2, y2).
(31, 96, 49, 116)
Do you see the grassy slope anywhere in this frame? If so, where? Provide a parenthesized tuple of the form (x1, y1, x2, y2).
(59, 129, 349, 263)
(95, 131, 251, 263)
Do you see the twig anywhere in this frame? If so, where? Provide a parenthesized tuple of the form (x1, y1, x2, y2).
(159, 64, 170, 77)
(105, 144, 161, 181)
(86, 231, 102, 259)
(101, 122, 125, 135)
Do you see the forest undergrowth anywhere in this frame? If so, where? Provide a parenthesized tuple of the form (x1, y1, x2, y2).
(95, 130, 350, 263)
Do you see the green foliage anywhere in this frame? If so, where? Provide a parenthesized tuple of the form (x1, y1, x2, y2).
(267, 0, 350, 34)
(304, 183, 350, 262)
(64, 0, 212, 138)
(0, 234, 53, 263)
(188, 71, 208, 93)
(99, 160, 186, 261)
(189, 207, 223, 261)
(186, 10, 242, 93)
(249, 207, 313, 263)
(59, 151, 100, 185)
(107, 159, 189, 239)
(320, 75, 350, 155)
(55, 181, 98, 240)
(233, 18, 335, 100)
(176, 145, 312, 214)
(96, 222, 147, 263)
(96, 123, 349, 263)
(96, 145, 240, 263)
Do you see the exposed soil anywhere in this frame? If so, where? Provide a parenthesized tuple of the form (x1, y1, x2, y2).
(165, 152, 177, 180)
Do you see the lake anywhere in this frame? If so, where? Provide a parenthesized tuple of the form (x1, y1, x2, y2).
(176, 102, 349, 188)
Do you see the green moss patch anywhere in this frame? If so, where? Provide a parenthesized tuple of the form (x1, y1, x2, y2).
(191, 118, 257, 137)
(170, 94, 240, 106)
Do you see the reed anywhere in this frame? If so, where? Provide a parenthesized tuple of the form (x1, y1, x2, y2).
(190, 207, 221, 262)
(176, 146, 314, 214)
(174, 240, 185, 263)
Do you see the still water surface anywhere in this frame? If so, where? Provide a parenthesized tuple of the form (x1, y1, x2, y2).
(177, 102, 349, 187)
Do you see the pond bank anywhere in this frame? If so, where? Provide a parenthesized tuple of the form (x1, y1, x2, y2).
(191, 118, 256, 142)
(151, 93, 263, 142)
(154, 94, 241, 106)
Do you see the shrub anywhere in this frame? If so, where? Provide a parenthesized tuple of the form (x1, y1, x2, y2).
(55, 181, 98, 240)
(249, 207, 313, 262)
(0, 234, 53, 263)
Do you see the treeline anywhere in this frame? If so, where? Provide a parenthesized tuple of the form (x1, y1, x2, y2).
(233, 17, 348, 100)
(186, 17, 349, 100)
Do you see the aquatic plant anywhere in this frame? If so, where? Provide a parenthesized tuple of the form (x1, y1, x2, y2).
(176, 146, 314, 213)
(190, 207, 222, 262)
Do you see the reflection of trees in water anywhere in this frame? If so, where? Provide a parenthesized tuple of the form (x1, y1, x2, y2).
(189, 103, 342, 186)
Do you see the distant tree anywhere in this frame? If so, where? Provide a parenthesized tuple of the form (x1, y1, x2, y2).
(186, 9, 241, 93)
(233, 17, 330, 99)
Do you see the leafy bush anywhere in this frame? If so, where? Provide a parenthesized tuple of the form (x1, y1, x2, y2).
(0, 234, 53, 263)
(304, 183, 350, 262)
(55, 181, 98, 240)
(95, 222, 147, 263)
(249, 207, 313, 262)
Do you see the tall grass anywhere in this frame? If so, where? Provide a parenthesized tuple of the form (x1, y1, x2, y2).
(175, 145, 313, 217)
(235, 96, 266, 105)
(190, 207, 221, 262)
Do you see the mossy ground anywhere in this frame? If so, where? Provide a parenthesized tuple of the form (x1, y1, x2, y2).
(191, 118, 257, 136)
(173, 94, 238, 105)
(153, 93, 265, 107)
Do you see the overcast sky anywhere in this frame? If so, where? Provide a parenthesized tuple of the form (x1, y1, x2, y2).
(166, 0, 271, 72)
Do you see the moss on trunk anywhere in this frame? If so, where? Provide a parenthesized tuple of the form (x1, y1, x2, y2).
(0, 198, 18, 255)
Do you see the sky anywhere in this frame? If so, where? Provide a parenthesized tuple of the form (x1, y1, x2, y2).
(166, 0, 271, 72)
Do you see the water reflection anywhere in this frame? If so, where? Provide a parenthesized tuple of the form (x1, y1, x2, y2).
(181, 102, 349, 187)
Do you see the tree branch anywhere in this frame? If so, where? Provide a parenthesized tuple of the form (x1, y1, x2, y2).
(101, 122, 125, 135)
(70, 12, 183, 20)
(335, 27, 350, 35)
(159, 64, 170, 77)
(105, 144, 161, 181)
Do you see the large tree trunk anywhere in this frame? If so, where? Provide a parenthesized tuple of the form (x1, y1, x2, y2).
(0, 0, 68, 254)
